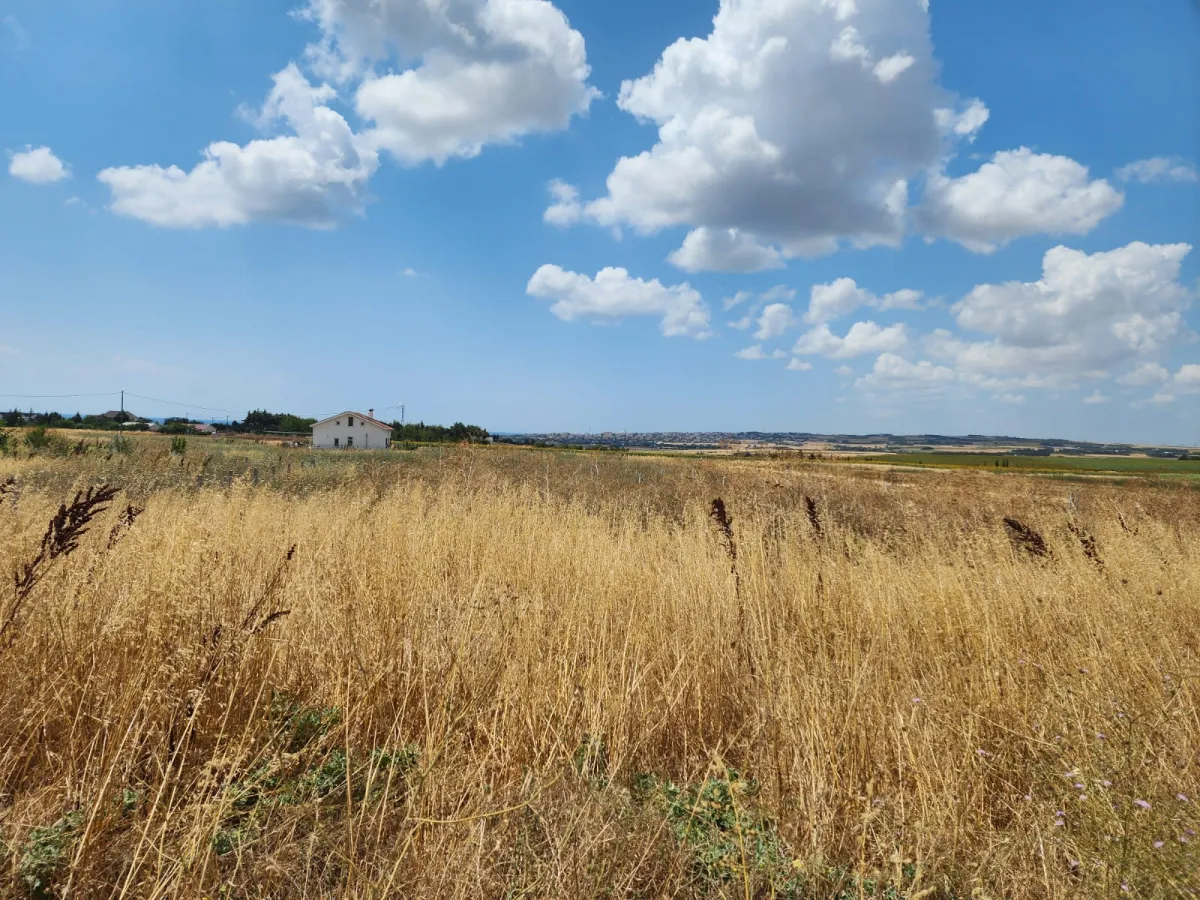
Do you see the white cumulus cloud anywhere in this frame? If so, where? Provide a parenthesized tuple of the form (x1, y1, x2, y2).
(304, 0, 597, 165)
(8, 146, 69, 184)
(527, 265, 711, 338)
(794, 320, 908, 359)
(99, 65, 378, 228)
(668, 227, 785, 273)
(1117, 362, 1169, 386)
(917, 148, 1123, 253)
(574, 0, 985, 270)
(754, 302, 797, 340)
(101, 0, 595, 228)
(805, 276, 926, 324)
(1174, 364, 1200, 394)
(543, 179, 583, 226)
(945, 241, 1193, 381)
(1082, 390, 1110, 405)
(855, 352, 956, 393)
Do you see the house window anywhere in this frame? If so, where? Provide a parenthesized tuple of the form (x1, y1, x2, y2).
(347, 435, 353, 448)
(348, 416, 354, 426)
(334, 437, 339, 447)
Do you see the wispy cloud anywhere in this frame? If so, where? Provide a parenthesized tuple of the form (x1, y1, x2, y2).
(1116, 157, 1198, 185)
(2, 14, 28, 49)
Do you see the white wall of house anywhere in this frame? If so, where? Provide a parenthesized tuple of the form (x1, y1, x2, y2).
(312, 413, 392, 450)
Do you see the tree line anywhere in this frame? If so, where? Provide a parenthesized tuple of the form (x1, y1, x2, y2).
(389, 421, 489, 444)
(3, 409, 490, 445)
(4, 410, 132, 430)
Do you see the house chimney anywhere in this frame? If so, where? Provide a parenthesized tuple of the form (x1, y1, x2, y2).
(368, 408, 374, 420)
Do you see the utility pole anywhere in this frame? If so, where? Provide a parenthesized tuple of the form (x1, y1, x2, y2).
(400, 404, 405, 427)
(120, 389, 124, 422)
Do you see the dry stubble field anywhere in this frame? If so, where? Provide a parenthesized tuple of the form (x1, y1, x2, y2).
(0, 437, 1196, 898)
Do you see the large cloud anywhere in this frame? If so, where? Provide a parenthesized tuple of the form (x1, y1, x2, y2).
(99, 66, 378, 228)
(100, 0, 594, 227)
(527, 265, 711, 338)
(917, 148, 1123, 252)
(569, 0, 984, 270)
(304, 0, 596, 164)
(942, 241, 1193, 381)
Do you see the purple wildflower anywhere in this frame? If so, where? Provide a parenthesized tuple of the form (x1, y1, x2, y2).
(1153, 841, 1164, 849)
(1134, 799, 1151, 811)
(1177, 793, 1189, 803)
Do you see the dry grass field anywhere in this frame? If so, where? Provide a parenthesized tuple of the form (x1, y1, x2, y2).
(0, 435, 1196, 898)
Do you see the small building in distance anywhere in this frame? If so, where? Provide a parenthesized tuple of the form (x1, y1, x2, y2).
(311, 410, 392, 450)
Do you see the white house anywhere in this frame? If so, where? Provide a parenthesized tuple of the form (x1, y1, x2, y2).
(311, 410, 392, 450)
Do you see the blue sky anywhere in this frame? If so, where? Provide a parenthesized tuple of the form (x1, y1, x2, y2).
(1, 0, 1197, 443)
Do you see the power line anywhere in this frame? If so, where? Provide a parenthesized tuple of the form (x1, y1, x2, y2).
(124, 392, 241, 416)
(3, 389, 243, 418)
(0, 392, 120, 400)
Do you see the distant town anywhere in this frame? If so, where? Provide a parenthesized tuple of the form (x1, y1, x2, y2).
(497, 431, 1195, 459)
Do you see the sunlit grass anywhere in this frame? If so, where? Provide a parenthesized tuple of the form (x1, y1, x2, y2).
(0, 439, 1196, 897)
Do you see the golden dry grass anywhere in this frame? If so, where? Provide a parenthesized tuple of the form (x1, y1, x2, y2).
(0, 439, 1197, 898)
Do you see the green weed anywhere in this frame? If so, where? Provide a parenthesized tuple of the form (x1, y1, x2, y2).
(18, 811, 82, 899)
